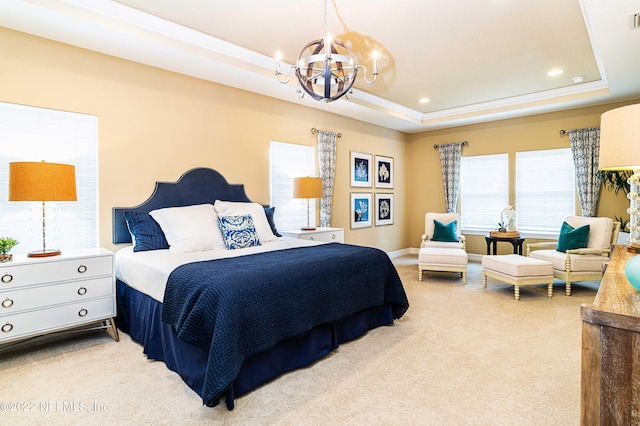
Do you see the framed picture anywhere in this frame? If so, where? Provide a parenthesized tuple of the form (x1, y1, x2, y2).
(350, 192, 372, 229)
(350, 151, 373, 187)
(375, 193, 394, 226)
(375, 155, 394, 189)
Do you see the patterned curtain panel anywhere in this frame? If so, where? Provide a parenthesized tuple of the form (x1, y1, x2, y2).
(438, 142, 464, 213)
(568, 127, 601, 217)
(317, 130, 338, 227)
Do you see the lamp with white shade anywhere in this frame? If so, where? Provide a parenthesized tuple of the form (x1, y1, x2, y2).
(599, 103, 640, 253)
(293, 177, 323, 231)
(599, 103, 640, 290)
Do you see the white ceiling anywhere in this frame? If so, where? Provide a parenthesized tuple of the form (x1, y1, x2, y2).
(1, 0, 639, 133)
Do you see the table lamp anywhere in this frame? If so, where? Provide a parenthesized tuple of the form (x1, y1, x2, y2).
(9, 161, 77, 257)
(599, 103, 640, 289)
(293, 176, 323, 230)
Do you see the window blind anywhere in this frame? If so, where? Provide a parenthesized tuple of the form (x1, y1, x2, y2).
(460, 154, 509, 230)
(269, 141, 316, 231)
(0, 102, 98, 255)
(516, 148, 575, 233)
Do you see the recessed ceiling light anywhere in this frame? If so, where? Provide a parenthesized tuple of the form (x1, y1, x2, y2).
(419, 97, 431, 104)
(547, 69, 564, 76)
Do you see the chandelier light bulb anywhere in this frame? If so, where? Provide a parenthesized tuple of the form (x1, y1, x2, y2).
(372, 50, 378, 74)
(275, 50, 282, 75)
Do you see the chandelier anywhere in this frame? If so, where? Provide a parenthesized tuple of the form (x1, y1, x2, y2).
(275, 0, 378, 102)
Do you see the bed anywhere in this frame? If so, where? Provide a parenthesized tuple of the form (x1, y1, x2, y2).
(112, 167, 409, 409)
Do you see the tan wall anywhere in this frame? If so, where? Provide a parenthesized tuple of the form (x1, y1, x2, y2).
(406, 102, 637, 255)
(1, 28, 406, 253)
(3, 27, 635, 256)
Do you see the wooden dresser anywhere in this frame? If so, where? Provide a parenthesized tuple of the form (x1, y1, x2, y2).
(581, 245, 640, 425)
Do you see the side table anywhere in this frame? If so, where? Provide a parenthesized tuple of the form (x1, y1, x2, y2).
(280, 227, 344, 243)
(485, 235, 525, 255)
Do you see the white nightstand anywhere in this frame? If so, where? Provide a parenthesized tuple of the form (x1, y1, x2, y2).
(280, 227, 344, 243)
(0, 248, 118, 347)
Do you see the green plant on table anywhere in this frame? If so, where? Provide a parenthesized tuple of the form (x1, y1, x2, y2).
(0, 237, 19, 254)
(598, 170, 632, 232)
(614, 216, 630, 232)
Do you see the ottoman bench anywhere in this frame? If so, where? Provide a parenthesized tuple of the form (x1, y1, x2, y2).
(418, 247, 468, 285)
(482, 254, 554, 300)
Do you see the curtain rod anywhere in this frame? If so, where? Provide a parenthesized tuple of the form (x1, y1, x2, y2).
(311, 128, 342, 138)
(433, 141, 468, 149)
(559, 130, 567, 135)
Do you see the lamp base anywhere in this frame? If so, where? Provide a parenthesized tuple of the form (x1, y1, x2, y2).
(627, 245, 640, 254)
(301, 227, 317, 231)
(28, 249, 61, 258)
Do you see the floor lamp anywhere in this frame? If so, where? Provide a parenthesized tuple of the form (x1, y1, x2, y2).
(293, 177, 323, 231)
(9, 161, 77, 257)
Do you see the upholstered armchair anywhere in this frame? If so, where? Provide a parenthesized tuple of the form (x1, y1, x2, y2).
(527, 216, 620, 296)
(420, 212, 466, 250)
(418, 212, 468, 283)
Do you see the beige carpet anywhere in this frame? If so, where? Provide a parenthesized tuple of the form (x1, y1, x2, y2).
(0, 256, 595, 425)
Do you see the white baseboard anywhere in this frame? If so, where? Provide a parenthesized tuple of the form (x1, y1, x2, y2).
(387, 248, 413, 259)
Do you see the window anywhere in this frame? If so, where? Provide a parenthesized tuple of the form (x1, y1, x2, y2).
(0, 102, 98, 255)
(269, 141, 316, 231)
(460, 154, 508, 231)
(516, 148, 575, 234)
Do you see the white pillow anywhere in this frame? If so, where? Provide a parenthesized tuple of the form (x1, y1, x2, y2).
(213, 200, 276, 242)
(149, 204, 225, 254)
(565, 216, 613, 248)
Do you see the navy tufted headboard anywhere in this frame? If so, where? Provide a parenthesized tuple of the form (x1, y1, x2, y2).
(112, 168, 252, 244)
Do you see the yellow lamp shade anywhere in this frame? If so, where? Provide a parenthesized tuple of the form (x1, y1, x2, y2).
(293, 177, 323, 199)
(9, 161, 77, 202)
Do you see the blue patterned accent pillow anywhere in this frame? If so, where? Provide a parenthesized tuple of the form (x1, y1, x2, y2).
(124, 211, 170, 252)
(217, 214, 261, 250)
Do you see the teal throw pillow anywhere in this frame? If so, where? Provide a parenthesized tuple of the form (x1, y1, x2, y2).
(556, 221, 590, 252)
(432, 219, 458, 242)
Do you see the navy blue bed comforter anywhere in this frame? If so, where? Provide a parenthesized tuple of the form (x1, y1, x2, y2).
(161, 243, 409, 406)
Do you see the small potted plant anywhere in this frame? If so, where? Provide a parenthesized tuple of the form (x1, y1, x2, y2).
(0, 237, 19, 262)
(598, 170, 632, 243)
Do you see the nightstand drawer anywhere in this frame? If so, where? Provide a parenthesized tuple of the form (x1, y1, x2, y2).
(281, 227, 345, 243)
(0, 297, 115, 342)
(0, 276, 113, 314)
(0, 255, 112, 290)
(298, 230, 344, 243)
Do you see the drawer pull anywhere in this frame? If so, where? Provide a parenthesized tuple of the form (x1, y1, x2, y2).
(77, 287, 88, 296)
(78, 308, 88, 317)
(309, 236, 315, 241)
(1, 323, 13, 333)
(77, 264, 88, 273)
(1, 298, 13, 308)
(1, 273, 12, 284)
(332, 234, 336, 240)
